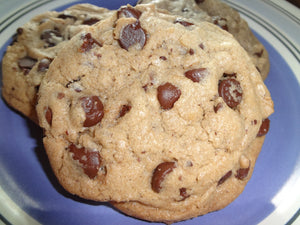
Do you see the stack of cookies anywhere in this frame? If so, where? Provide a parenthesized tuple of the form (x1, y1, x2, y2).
(1, 0, 274, 223)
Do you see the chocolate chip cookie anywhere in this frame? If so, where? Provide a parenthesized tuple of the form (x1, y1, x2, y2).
(137, 0, 270, 80)
(1, 4, 113, 122)
(36, 4, 273, 223)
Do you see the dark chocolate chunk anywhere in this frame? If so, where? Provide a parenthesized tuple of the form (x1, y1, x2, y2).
(252, 120, 258, 125)
(188, 49, 195, 55)
(18, 56, 37, 75)
(118, 21, 147, 50)
(57, 93, 65, 99)
(151, 162, 176, 193)
(40, 29, 63, 47)
(212, 17, 228, 31)
(257, 118, 270, 137)
(10, 28, 23, 45)
(38, 58, 52, 72)
(217, 170, 232, 186)
(118, 104, 132, 118)
(66, 76, 82, 89)
(157, 83, 181, 110)
(174, 19, 194, 27)
(68, 144, 101, 179)
(81, 96, 104, 127)
(82, 18, 100, 25)
(45, 107, 52, 126)
(254, 49, 264, 57)
(17, 28, 23, 35)
(179, 187, 190, 200)
(218, 78, 243, 108)
(214, 103, 223, 113)
(235, 165, 250, 180)
(223, 73, 237, 78)
(79, 33, 102, 52)
(184, 68, 207, 82)
(159, 56, 167, 61)
(117, 6, 142, 19)
(58, 14, 77, 21)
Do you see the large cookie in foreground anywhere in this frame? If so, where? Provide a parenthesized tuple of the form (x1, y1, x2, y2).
(36, 4, 273, 223)
(1, 4, 113, 122)
(137, 0, 270, 80)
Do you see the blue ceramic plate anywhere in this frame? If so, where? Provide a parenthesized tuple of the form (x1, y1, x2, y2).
(0, 0, 299, 224)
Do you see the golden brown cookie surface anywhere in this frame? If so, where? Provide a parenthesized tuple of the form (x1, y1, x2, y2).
(138, 0, 270, 80)
(1, 4, 113, 122)
(36, 4, 273, 223)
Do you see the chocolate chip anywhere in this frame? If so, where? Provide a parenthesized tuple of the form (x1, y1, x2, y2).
(10, 33, 18, 45)
(17, 28, 23, 35)
(66, 76, 82, 89)
(223, 73, 237, 78)
(35, 85, 40, 92)
(45, 107, 52, 125)
(179, 188, 190, 200)
(256, 66, 261, 73)
(254, 49, 264, 57)
(188, 49, 195, 55)
(212, 17, 228, 31)
(199, 43, 205, 49)
(57, 93, 65, 99)
(79, 33, 102, 52)
(81, 96, 104, 127)
(251, 120, 258, 125)
(118, 21, 147, 51)
(184, 68, 207, 83)
(118, 104, 132, 118)
(257, 118, 270, 137)
(117, 6, 142, 19)
(151, 162, 176, 193)
(40, 29, 63, 47)
(82, 18, 100, 25)
(142, 84, 150, 92)
(18, 56, 37, 75)
(214, 103, 223, 113)
(38, 58, 52, 72)
(68, 144, 101, 179)
(218, 78, 242, 108)
(195, 0, 205, 3)
(174, 19, 194, 27)
(157, 83, 181, 110)
(217, 170, 232, 186)
(186, 160, 193, 167)
(159, 56, 167, 61)
(58, 14, 77, 21)
(10, 28, 23, 45)
(235, 165, 250, 180)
